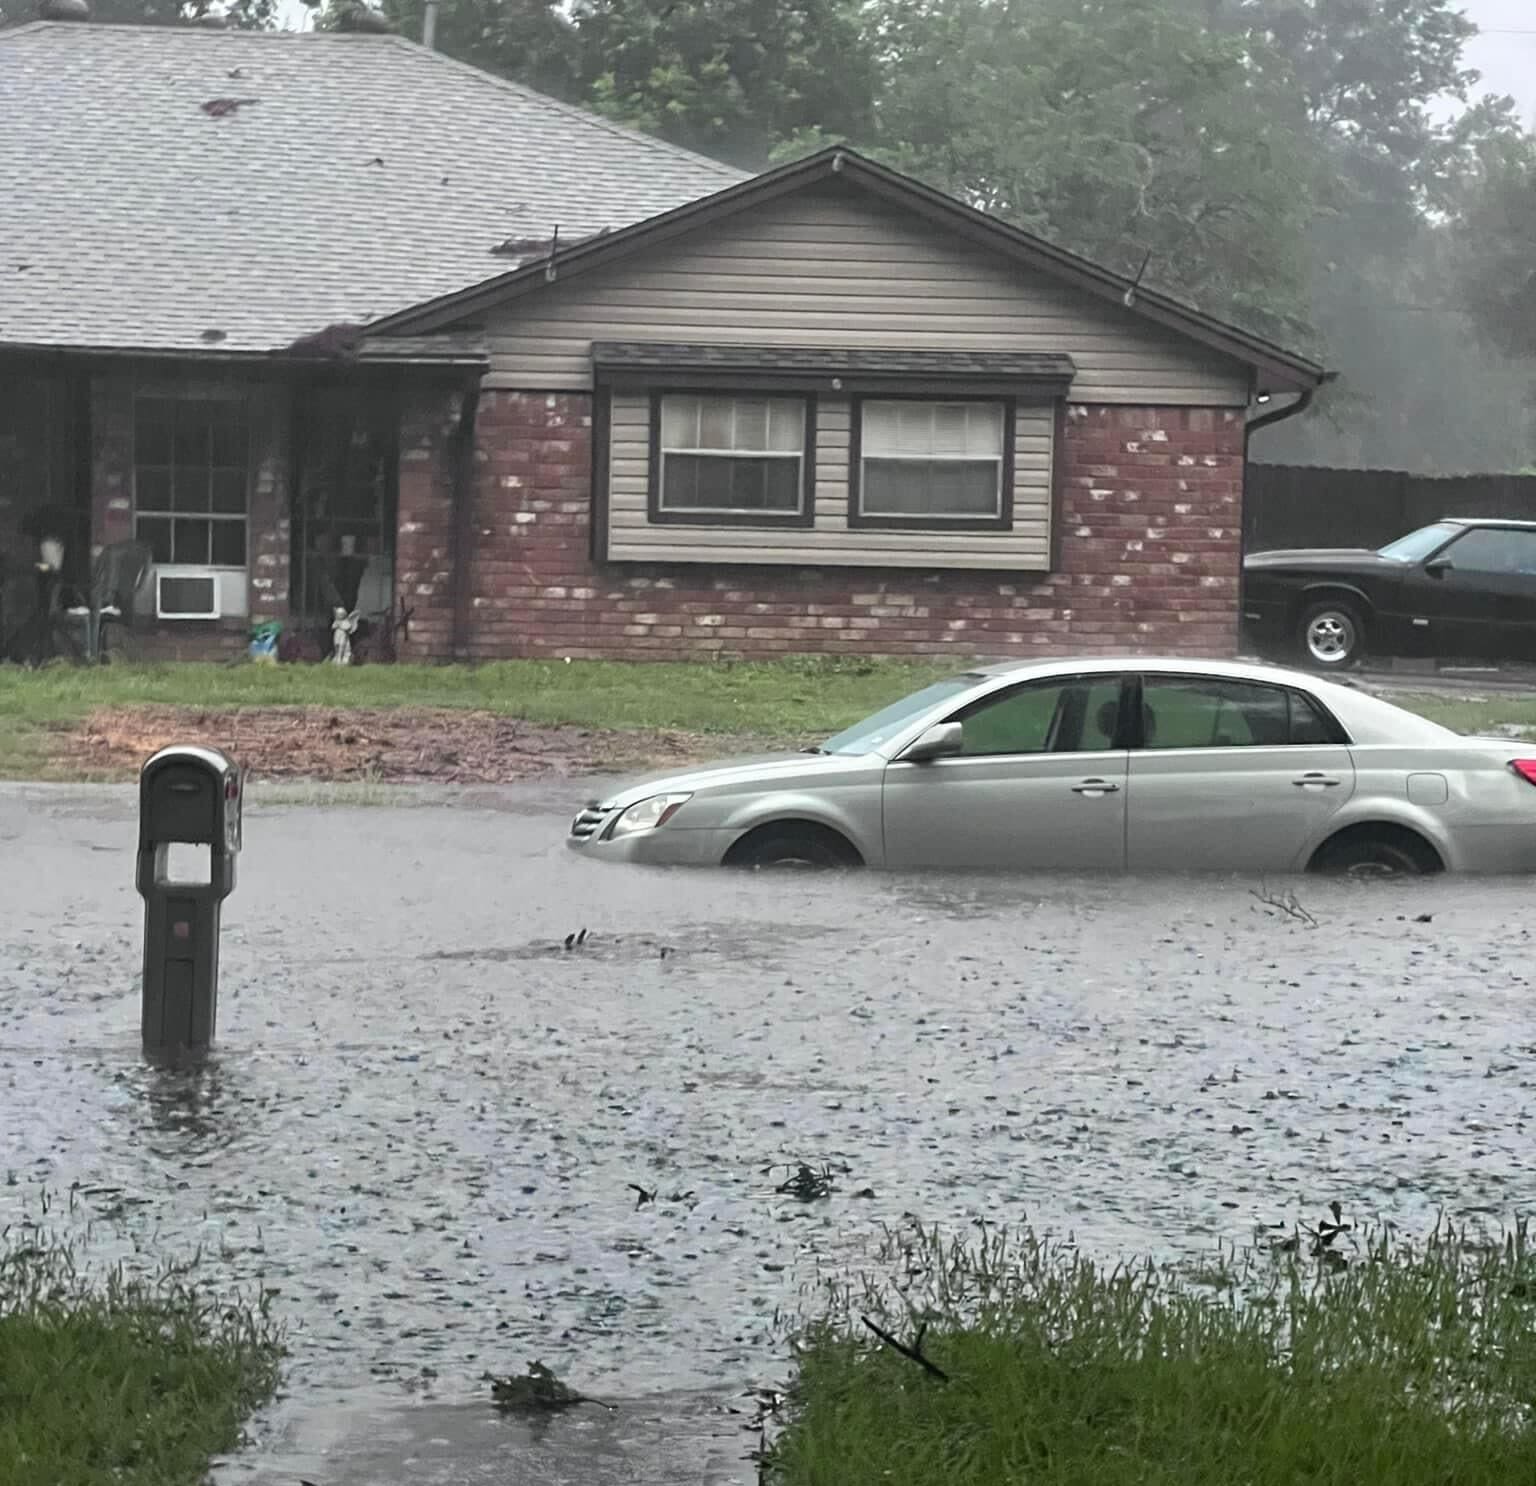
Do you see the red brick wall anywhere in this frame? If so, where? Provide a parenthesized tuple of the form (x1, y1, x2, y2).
(397, 390, 1246, 661)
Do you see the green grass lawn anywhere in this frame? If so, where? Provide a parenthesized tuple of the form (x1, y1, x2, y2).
(766, 1220, 1536, 1485)
(0, 659, 1531, 781)
(0, 1233, 281, 1486)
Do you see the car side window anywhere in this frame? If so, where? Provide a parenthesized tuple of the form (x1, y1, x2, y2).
(1289, 690, 1344, 744)
(1442, 528, 1536, 576)
(954, 677, 1124, 756)
(1140, 678, 1312, 749)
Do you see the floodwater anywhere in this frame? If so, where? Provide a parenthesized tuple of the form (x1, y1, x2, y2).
(2, 781, 1534, 1482)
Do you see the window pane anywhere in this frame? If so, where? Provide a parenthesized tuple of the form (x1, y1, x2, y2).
(661, 395, 699, 448)
(862, 401, 900, 453)
(1290, 692, 1336, 745)
(172, 518, 209, 564)
(207, 406, 247, 467)
(210, 467, 247, 514)
(699, 398, 733, 449)
(863, 458, 1000, 516)
(732, 400, 768, 449)
(1142, 680, 1295, 750)
(135, 467, 172, 512)
(210, 521, 247, 567)
(136, 516, 171, 564)
(1510, 533, 1536, 575)
(931, 402, 969, 455)
(1444, 529, 1508, 572)
(135, 404, 175, 465)
(173, 413, 208, 467)
(173, 468, 211, 512)
(766, 401, 804, 452)
(661, 454, 799, 513)
(958, 678, 1125, 756)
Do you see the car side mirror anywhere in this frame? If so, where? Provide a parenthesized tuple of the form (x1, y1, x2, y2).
(902, 721, 964, 763)
(1424, 557, 1453, 577)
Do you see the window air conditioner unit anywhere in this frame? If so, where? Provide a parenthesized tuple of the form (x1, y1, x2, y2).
(155, 572, 221, 621)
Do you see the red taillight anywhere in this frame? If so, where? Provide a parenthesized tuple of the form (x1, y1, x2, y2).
(1510, 759, 1536, 787)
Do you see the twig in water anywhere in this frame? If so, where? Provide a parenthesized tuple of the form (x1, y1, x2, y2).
(860, 1314, 950, 1382)
(1250, 879, 1318, 928)
(627, 1183, 656, 1209)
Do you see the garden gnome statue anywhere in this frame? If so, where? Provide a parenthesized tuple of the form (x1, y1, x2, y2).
(331, 605, 359, 665)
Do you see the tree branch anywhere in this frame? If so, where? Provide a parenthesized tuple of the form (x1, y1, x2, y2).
(860, 1315, 950, 1382)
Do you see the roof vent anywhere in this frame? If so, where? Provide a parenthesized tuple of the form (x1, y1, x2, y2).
(38, 0, 91, 19)
(337, 4, 394, 32)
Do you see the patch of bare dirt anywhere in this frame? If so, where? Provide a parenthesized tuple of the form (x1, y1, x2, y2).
(51, 706, 718, 785)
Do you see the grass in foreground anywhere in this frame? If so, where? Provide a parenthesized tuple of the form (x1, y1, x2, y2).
(766, 1218, 1536, 1485)
(0, 1230, 282, 1486)
(0, 657, 949, 779)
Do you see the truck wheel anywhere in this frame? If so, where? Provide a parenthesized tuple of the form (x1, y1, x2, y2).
(1298, 600, 1365, 669)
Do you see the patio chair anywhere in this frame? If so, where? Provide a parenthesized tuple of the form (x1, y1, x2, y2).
(65, 540, 152, 662)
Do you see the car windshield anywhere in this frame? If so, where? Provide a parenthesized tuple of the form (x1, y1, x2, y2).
(1378, 522, 1458, 563)
(819, 675, 980, 755)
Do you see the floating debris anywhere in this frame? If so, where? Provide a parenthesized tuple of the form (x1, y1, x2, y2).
(487, 1361, 613, 1412)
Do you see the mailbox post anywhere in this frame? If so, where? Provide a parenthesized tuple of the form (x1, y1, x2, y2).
(137, 745, 241, 1057)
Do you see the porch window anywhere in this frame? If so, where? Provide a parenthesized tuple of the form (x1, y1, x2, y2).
(655, 394, 810, 521)
(855, 398, 1010, 529)
(133, 396, 249, 567)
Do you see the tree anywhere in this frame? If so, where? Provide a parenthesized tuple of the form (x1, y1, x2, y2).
(1, 0, 274, 25)
(861, 0, 1319, 344)
(577, 0, 878, 168)
(1452, 132, 1536, 363)
(374, 0, 584, 102)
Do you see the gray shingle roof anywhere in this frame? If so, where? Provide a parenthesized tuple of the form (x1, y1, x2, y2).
(591, 342, 1077, 380)
(0, 21, 745, 354)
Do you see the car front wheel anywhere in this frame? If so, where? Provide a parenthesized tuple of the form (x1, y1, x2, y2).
(724, 822, 861, 870)
(1298, 599, 1365, 669)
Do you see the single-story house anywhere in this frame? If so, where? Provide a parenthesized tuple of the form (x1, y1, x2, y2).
(0, 14, 1325, 662)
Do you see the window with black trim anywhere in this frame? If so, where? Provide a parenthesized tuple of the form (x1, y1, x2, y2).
(952, 676, 1125, 756)
(133, 395, 249, 567)
(655, 394, 809, 520)
(856, 398, 1009, 525)
(1140, 679, 1347, 749)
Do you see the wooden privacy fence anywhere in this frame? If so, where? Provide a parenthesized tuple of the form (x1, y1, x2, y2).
(1245, 465, 1536, 553)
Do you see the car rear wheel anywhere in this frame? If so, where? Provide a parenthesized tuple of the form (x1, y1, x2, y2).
(724, 822, 861, 870)
(1310, 826, 1441, 879)
(1298, 599, 1365, 669)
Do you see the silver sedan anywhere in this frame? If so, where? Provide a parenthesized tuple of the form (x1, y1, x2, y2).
(567, 657, 1536, 875)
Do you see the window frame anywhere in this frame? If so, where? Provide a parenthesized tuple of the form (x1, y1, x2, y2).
(646, 389, 817, 528)
(132, 392, 250, 570)
(940, 672, 1134, 758)
(848, 393, 1017, 533)
(1130, 674, 1353, 751)
(1439, 525, 1536, 577)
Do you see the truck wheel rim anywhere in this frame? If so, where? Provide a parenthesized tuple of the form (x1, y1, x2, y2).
(1306, 612, 1354, 663)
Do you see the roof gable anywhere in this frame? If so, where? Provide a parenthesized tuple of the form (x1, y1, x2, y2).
(0, 21, 744, 354)
(373, 148, 1325, 393)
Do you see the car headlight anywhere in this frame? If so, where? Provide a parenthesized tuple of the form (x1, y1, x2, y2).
(607, 793, 693, 838)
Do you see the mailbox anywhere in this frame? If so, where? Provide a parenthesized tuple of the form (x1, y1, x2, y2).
(136, 745, 241, 1057)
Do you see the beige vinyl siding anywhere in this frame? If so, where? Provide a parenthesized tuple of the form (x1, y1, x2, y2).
(606, 392, 1053, 569)
(485, 187, 1250, 406)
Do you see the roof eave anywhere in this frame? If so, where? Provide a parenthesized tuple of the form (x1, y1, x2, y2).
(369, 147, 1326, 392)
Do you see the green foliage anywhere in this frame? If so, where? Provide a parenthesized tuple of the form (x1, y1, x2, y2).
(865, 0, 1318, 344)
(0, 0, 275, 26)
(1452, 131, 1536, 363)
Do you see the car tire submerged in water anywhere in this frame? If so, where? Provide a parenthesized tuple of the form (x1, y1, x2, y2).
(724, 822, 861, 870)
(1297, 598, 1365, 669)
(1310, 827, 1441, 878)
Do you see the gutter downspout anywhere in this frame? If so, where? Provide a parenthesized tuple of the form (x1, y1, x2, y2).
(422, 0, 439, 48)
(448, 378, 481, 662)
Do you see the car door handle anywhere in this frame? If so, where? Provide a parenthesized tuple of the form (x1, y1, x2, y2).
(1072, 778, 1121, 794)
(1293, 773, 1342, 788)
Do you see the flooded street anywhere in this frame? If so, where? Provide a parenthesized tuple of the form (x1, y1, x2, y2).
(3, 780, 1534, 1482)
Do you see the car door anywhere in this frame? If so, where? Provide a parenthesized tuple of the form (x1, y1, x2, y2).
(881, 673, 1129, 871)
(1126, 676, 1356, 873)
(1397, 526, 1536, 661)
